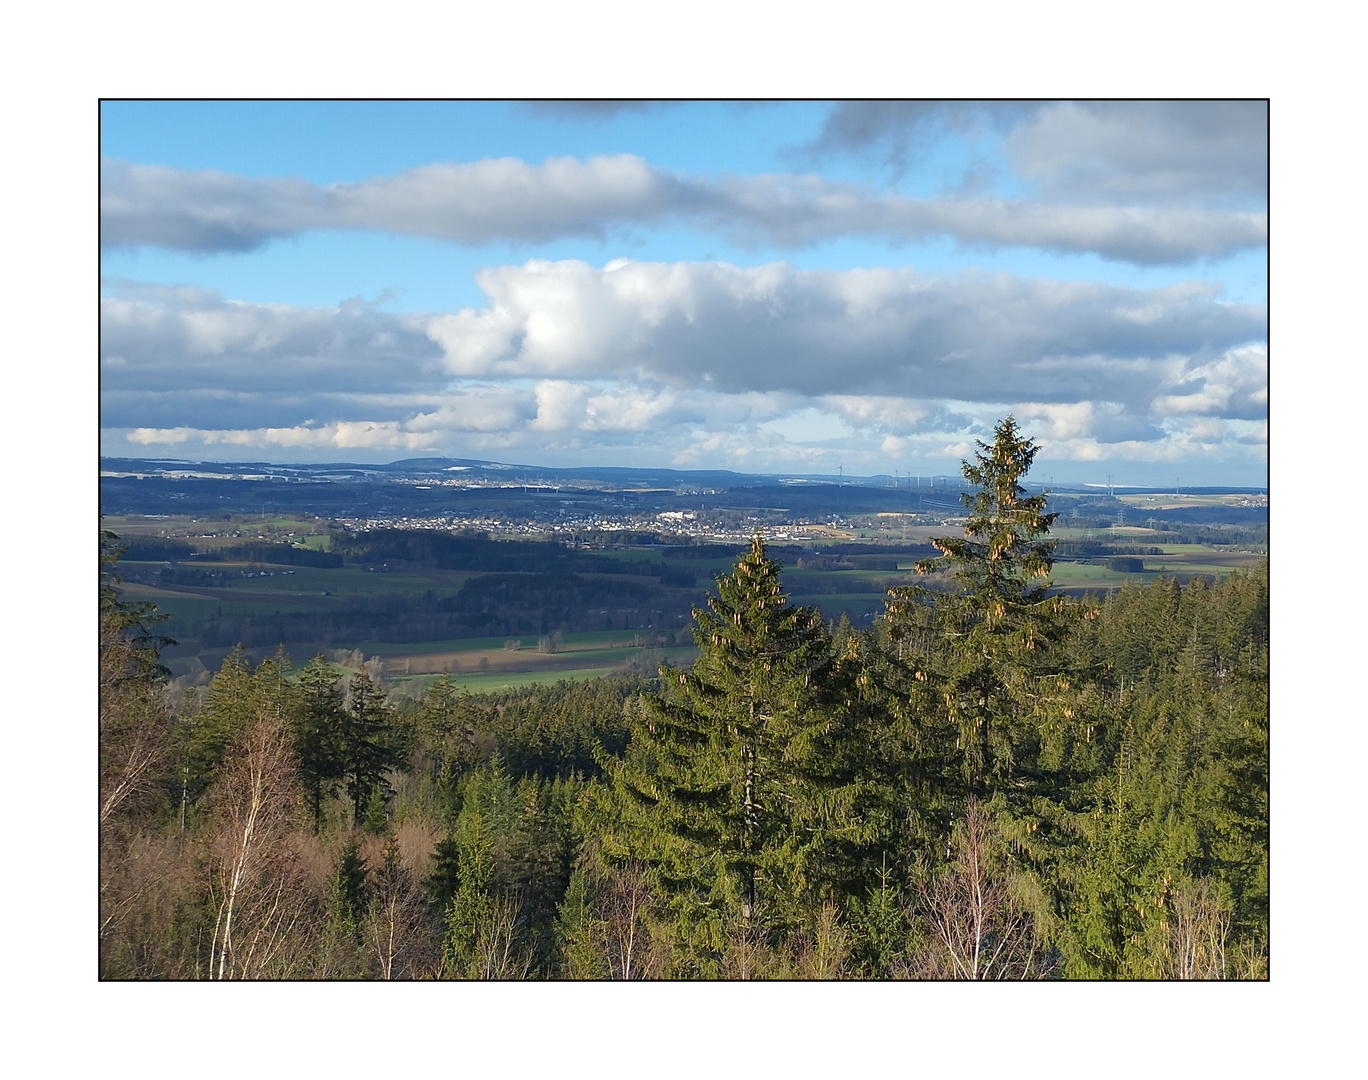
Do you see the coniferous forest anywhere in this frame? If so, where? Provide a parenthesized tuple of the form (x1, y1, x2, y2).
(99, 419, 1268, 979)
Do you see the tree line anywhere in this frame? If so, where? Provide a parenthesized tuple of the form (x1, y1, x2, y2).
(99, 418, 1268, 979)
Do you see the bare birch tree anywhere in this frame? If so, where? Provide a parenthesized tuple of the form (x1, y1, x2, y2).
(364, 837, 433, 979)
(599, 861, 653, 979)
(1160, 877, 1231, 980)
(908, 800, 1051, 980)
(204, 709, 311, 979)
(99, 624, 172, 827)
(475, 894, 533, 979)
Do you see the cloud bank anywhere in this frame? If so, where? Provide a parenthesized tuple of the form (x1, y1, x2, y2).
(101, 260, 1267, 476)
(100, 153, 1267, 265)
(805, 100, 1268, 205)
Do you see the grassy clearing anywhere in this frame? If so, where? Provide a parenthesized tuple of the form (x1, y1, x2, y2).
(387, 667, 619, 695)
(376, 642, 699, 678)
(1046, 563, 1142, 586)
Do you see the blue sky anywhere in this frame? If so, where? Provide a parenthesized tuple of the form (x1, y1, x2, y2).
(99, 100, 1268, 485)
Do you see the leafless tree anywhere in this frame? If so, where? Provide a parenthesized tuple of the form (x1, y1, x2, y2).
(99, 831, 197, 978)
(795, 901, 852, 980)
(475, 894, 534, 979)
(720, 923, 768, 980)
(204, 710, 311, 979)
(599, 861, 653, 979)
(1160, 877, 1231, 980)
(99, 626, 172, 827)
(364, 840, 433, 980)
(909, 800, 1051, 980)
(99, 621, 183, 975)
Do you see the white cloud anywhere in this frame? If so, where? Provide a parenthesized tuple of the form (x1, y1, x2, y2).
(820, 395, 931, 434)
(425, 259, 1266, 406)
(99, 281, 445, 402)
(130, 421, 437, 451)
(1150, 343, 1268, 418)
(100, 152, 1267, 264)
(102, 263, 1266, 478)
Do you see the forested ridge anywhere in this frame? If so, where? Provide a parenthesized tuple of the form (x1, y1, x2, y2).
(99, 419, 1268, 979)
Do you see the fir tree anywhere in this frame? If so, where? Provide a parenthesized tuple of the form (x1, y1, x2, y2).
(172, 647, 295, 834)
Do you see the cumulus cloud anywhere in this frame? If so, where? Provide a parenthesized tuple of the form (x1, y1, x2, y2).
(100, 262, 1266, 476)
(1013, 401, 1167, 444)
(100, 280, 446, 396)
(100, 153, 1266, 264)
(1149, 342, 1268, 419)
(426, 259, 1267, 405)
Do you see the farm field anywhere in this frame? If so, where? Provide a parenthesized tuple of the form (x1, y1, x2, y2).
(389, 665, 618, 696)
(105, 513, 1265, 690)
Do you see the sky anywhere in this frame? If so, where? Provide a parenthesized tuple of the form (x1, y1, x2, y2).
(99, 100, 1268, 486)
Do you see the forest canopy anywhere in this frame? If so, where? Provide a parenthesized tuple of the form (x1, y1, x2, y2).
(99, 418, 1268, 979)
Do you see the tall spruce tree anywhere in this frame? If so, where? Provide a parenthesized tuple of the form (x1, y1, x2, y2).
(600, 536, 885, 960)
(885, 416, 1076, 795)
(294, 655, 347, 831)
(341, 671, 402, 827)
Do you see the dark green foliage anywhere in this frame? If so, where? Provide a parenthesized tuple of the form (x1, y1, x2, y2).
(169, 646, 296, 830)
(1023, 567, 1270, 977)
(424, 832, 465, 914)
(192, 568, 699, 649)
(100, 529, 175, 681)
(341, 671, 404, 827)
(478, 678, 638, 779)
(886, 417, 1079, 795)
(332, 839, 369, 924)
(849, 861, 908, 976)
(599, 535, 895, 967)
(294, 655, 347, 830)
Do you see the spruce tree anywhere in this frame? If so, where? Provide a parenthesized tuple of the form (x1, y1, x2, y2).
(341, 671, 402, 827)
(601, 535, 883, 959)
(294, 655, 347, 831)
(172, 647, 296, 832)
(99, 529, 174, 681)
(886, 416, 1076, 795)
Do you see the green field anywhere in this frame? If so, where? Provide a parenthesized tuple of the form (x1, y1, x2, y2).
(387, 666, 619, 695)
(108, 516, 1264, 691)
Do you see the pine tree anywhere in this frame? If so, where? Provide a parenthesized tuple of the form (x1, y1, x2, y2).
(332, 839, 369, 925)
